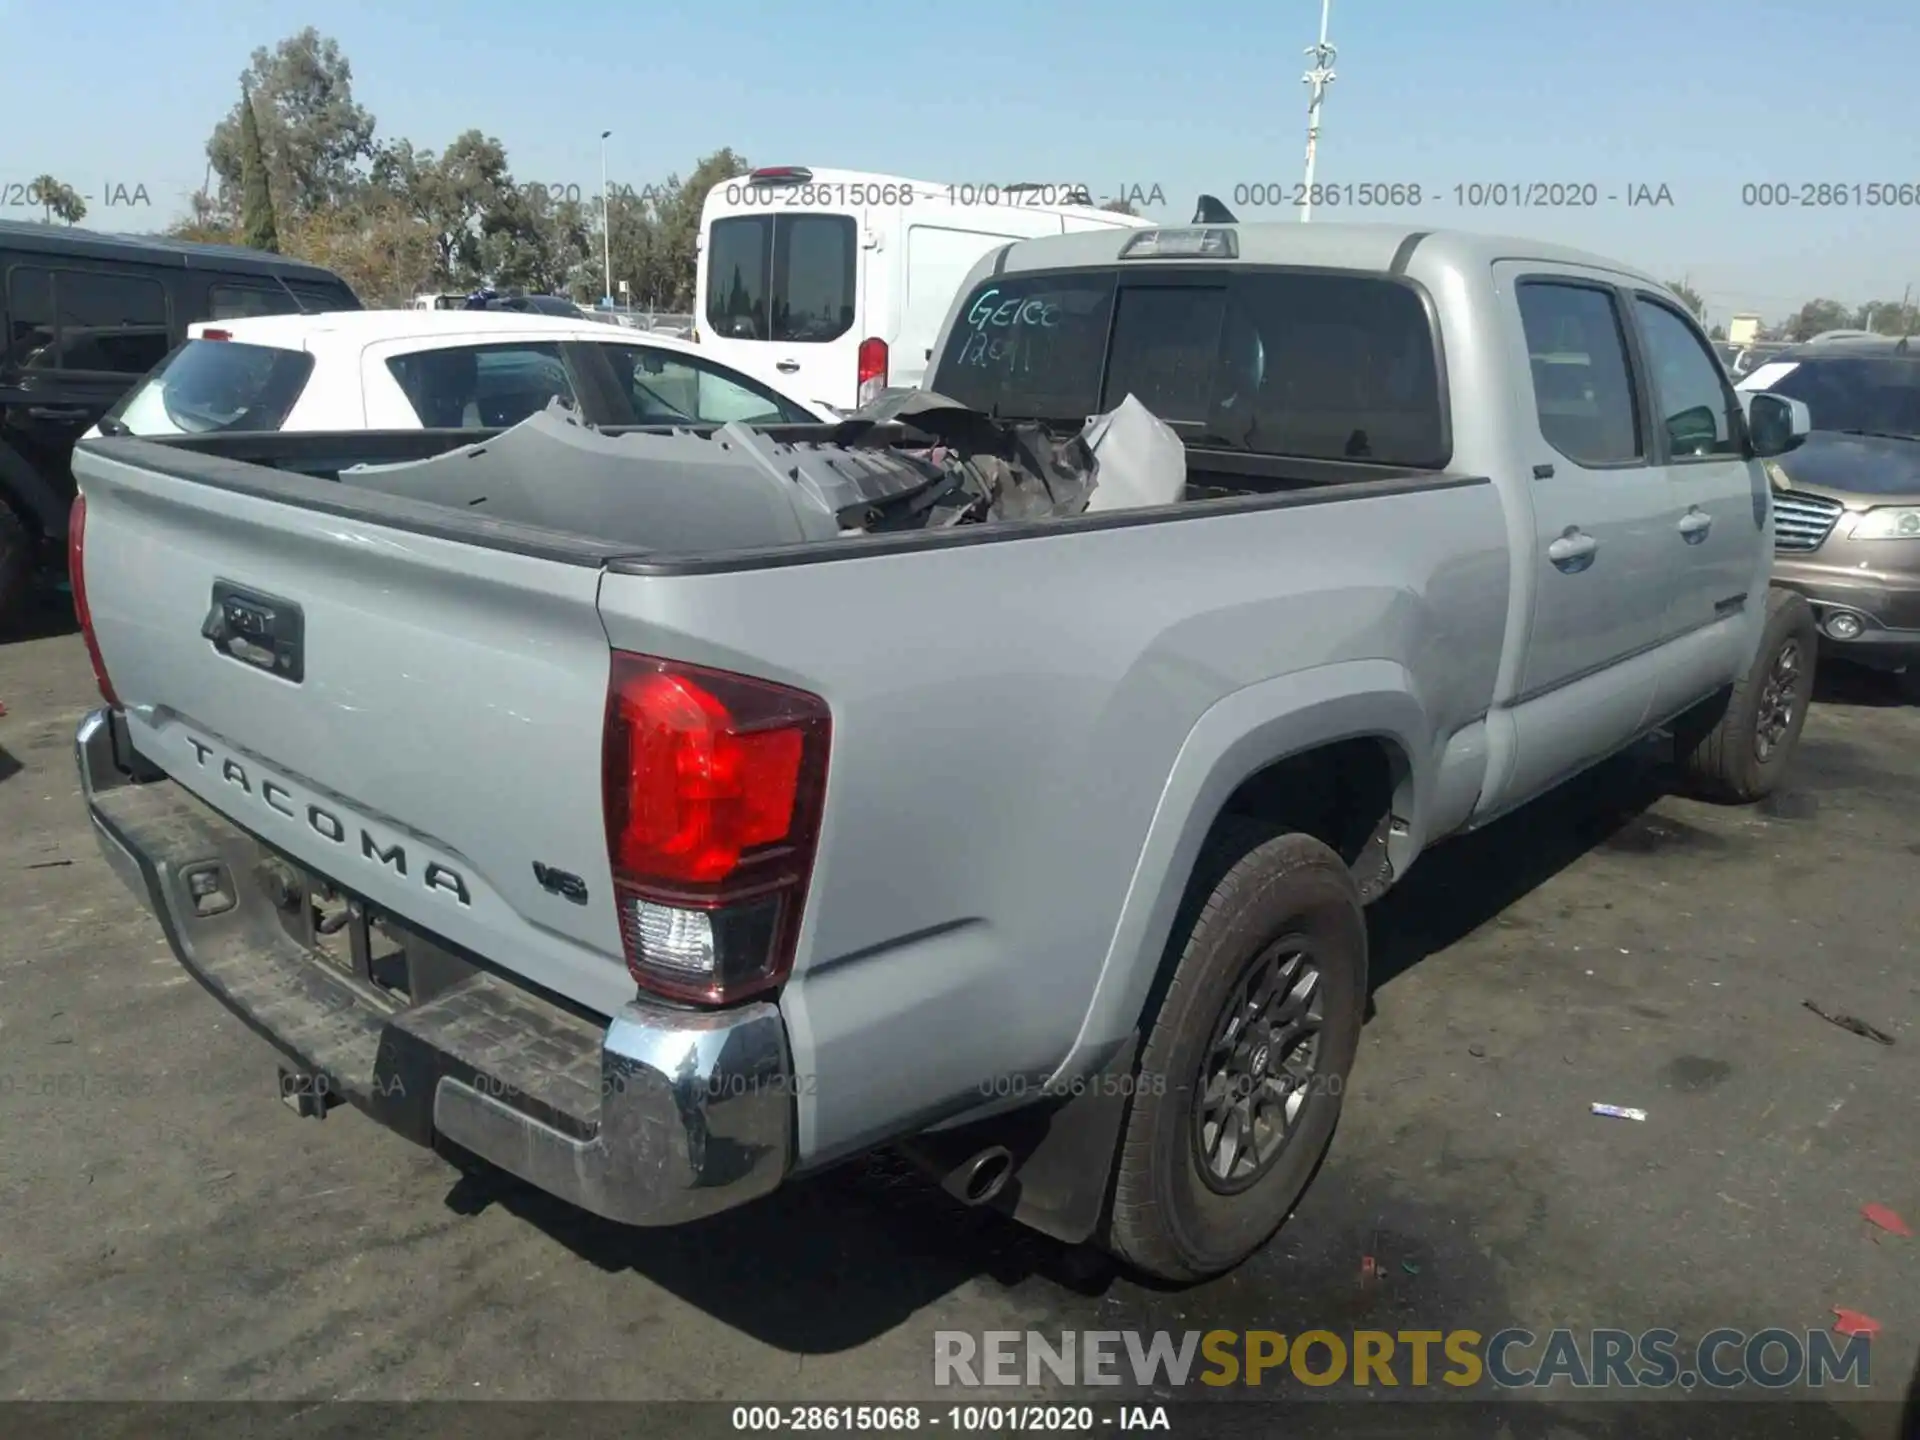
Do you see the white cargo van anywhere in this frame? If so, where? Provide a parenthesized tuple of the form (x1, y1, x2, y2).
(695, 166, 1151, 412)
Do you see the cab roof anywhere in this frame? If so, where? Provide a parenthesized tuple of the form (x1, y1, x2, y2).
(989, 222, 1667, 290)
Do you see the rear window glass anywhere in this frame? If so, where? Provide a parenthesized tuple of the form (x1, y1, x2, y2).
(104, 340, 314, 436)
(704, 214, 856, 343)
(933, 268, 1447, 465)
(932, 273, 1118, 421)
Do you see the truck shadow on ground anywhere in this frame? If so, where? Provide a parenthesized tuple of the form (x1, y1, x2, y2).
(1812, 660, 1915, 710)
(1364, 746, 1676, 995)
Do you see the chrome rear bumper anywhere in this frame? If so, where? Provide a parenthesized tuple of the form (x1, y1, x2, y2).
(77, 707, 792, 1226)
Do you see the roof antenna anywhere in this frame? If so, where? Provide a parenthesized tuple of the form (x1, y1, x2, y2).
(1193, 194, 1237, 224)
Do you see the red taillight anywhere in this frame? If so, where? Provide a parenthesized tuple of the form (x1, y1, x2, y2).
(602, 652, 830, 1004)
(856, 337, 888, 408)
(67, 495, 119, 708)
(200, 328, 232, 341)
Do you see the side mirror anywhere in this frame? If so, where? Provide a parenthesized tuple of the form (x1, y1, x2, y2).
(1743, 390, 1811, 457)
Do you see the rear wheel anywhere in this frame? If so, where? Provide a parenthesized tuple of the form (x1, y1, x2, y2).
(0, 493, 34, 637)
(1675, 587, 1818, 803)
(1105, 829, 1366, 1283)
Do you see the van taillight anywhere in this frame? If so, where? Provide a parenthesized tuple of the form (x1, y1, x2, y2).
(856, 337, 888, 408)
(67, 495, 119, 707)
(602, 652, 830, 1004)
(200, 329, 232, 341)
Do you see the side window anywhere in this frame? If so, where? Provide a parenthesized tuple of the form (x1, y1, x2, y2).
(1632, 298, 1739, 458)
(209, 284, 299, 320)
(608, 345, 802, 425)
(4, 266, 55, 370)
(53, 270, 172, 374)
(1100, 286, 1227, 424)
(1516, 282, 1643, 466)
(385, 343, 575, 428)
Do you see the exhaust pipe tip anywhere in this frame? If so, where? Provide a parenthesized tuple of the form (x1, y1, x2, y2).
(945, 1145, 1015, 1207)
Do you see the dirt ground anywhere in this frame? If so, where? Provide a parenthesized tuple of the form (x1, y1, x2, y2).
(2, 602, 1915, 1437)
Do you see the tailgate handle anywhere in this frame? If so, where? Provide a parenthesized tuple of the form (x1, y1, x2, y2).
(202, 581, 305, 683)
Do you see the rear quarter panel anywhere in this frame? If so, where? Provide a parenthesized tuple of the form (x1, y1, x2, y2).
(597, 482, 1511, 1165)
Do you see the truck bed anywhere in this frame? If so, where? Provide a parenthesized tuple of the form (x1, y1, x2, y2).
(95, 421, 1441, 570)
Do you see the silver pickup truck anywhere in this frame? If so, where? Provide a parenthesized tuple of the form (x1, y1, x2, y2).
(70, 222, 1817, 1282)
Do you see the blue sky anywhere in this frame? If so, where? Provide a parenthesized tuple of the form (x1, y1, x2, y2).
(7, 0, 1916, 323)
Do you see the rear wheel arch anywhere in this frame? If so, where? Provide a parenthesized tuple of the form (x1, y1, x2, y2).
(1053, 662, 1435, 1082)
(1131, 732, 1410, 1040)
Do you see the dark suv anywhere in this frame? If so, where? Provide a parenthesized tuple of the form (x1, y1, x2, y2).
(0, 221, 361, 629)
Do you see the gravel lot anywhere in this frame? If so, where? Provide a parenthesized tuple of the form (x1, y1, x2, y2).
(2, 605, 1915, 1436)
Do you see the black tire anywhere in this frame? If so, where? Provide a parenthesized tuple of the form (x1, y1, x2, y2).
(1105, 828, 1366, 1283)
(1675, 587, 1818, 803)
(0, 492, 34, 637)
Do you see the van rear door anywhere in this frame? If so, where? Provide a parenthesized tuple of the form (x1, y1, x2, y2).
(701, 190, 866, 413)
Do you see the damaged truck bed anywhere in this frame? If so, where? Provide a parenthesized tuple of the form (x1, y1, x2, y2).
(328, 390, 1194, 550)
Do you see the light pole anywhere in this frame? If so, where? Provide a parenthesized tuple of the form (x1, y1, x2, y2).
(1300, 0, 1337, 223)
(600, 129, 614, 309)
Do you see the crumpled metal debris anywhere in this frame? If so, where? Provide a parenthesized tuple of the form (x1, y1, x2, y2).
(338, 391, 1186, 552)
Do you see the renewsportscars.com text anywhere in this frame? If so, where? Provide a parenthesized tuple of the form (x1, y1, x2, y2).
(934, 1328, 1872, 1391)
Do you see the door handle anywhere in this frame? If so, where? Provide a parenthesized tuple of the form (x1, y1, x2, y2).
(1546, 529, 1598, 570)
(775, 360, 800, 373)
(28, 406, 90, 421)
(1677, 508, 1712, 543)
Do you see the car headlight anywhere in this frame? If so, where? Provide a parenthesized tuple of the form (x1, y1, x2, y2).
(1848, 506, 1920, 540)
(1763, 460, 1792, 491)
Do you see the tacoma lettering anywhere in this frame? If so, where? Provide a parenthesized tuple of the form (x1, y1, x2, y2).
(184, 735, 469, 906)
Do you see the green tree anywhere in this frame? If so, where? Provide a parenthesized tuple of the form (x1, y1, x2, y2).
(372, 131, 521, 286)
(645, 148, 751, 309)
(207, 29, 376, 220)
(240, 85, 280, 252)
(479, 183, 593, 295)
(1855, 299, 1918, 336)
(1786, 298, 1855, 342)
(1664, 280, 1705, 319)
(30, 174, 87, 225)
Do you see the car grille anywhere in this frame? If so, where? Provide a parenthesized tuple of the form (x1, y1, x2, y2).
(1772, 490, 1844, 552)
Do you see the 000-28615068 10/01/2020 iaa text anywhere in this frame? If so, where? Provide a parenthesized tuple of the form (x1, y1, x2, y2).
(1224, 181, 1677, 210)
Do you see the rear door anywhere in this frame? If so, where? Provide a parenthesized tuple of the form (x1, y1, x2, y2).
(1498, 268, 1673, 691)
(1492, 266, 1673, 798)
(702, 208, 863, 411)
